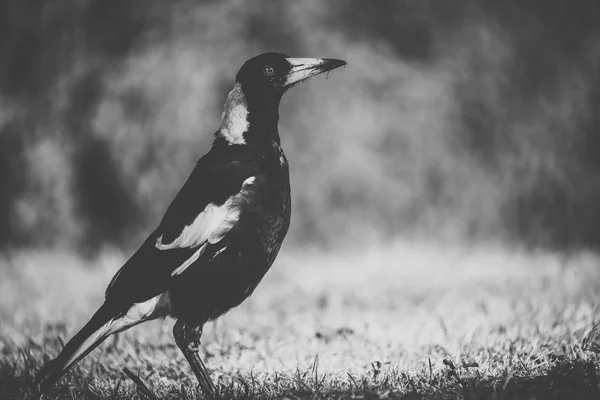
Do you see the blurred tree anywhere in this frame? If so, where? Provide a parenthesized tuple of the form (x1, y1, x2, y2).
(0, 0, 600, 255)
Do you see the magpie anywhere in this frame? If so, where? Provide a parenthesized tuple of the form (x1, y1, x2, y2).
(35, 53, 346, 395)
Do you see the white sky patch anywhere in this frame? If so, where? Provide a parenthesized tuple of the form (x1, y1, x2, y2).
(219, 83, 249, 145)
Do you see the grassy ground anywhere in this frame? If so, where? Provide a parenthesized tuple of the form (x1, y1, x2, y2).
(1, 242, 600, 399)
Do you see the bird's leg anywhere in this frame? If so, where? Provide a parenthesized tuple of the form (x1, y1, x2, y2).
(173, 319, 215, 396)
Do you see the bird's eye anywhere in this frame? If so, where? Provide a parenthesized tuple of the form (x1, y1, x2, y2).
(264, 66, 275, 76)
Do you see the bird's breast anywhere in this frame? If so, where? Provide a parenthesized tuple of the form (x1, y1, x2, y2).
(266, 179, 291, 264)
(245, 145, 291, 266)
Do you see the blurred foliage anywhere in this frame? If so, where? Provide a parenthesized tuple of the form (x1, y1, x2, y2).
(0, 0, 599, 255)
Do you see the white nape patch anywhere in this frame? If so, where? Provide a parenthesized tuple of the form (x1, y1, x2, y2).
(63, 293, 171, 370)
(158, 176, 256, 276)
(219, 83, 249, 145)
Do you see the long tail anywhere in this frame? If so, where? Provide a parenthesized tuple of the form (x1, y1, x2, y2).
(34, 303, 123, 393)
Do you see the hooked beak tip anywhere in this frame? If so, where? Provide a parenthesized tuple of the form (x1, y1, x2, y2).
(321, 59, 347, 71)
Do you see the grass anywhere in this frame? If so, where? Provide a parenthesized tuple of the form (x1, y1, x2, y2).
(1, 241, 600, 399)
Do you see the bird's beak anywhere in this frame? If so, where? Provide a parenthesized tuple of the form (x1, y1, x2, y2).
(284, 58, 347, 87)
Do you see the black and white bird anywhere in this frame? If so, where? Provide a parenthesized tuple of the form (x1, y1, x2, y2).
(35, 53, 346, 395)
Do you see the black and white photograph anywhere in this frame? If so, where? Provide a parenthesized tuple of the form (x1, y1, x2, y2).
(1, 1, 600, 399)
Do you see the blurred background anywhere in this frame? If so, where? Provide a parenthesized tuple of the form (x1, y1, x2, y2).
(2, 3, 600, 398)
(1, 0, 600, 256)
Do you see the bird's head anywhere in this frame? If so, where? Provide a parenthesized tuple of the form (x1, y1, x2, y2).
(218, 52, 346, 145)
(236, 52, 346, 100)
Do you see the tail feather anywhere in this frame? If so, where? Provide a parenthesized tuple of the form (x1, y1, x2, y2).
(35, 303, 119, 393)
(35, 293, 169, 393)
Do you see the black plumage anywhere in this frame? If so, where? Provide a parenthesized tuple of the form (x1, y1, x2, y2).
(35, 52, 346, 395)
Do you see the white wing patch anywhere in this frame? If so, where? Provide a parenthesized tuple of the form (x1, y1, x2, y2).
(156, 203, 232, 250)
(171, 244, 205, 276)
(156, 176, 256, 276)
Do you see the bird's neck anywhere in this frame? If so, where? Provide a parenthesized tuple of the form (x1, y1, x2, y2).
(217, 83, 282, 146)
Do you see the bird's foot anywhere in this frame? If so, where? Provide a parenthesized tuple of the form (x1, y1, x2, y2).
(182, 348, 216, 397)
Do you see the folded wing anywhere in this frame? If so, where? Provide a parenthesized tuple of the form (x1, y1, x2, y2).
(156, 176, 255, 276)
(104, 154, 259, 307)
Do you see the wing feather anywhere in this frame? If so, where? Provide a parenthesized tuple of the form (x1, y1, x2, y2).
(156, 176, 255, 251)
(104, 151, 259, 305)
(155, 203, 230, 250)
(155, 176, 256, 276)
(171, 244, 206, 276)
